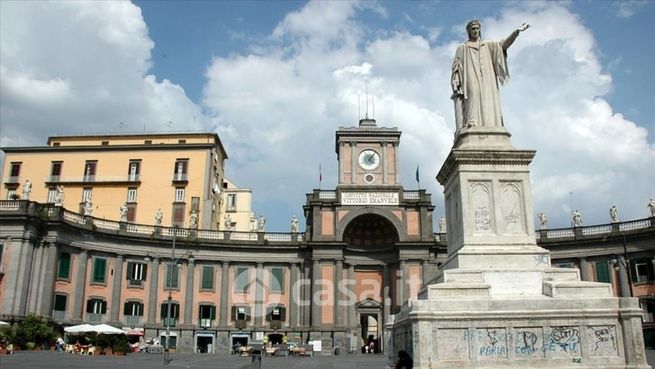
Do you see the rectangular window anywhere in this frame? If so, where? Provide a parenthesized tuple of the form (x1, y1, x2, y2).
(173, 159, 188, 181)
(175, 187, 185, 202)
(191, 196, 200, 212)
(199, 305, 215, 327)
(57, 252, 71, 279)
(50, 161, 62, 181)
(267, 306, 286, 321)
(127, 262, 147, 285)
(632, 259, 654, 283)
(201, 266, 214, 290)
(83, 161, 97, 181)
(178, 139, 186, 144)
(6, 189, 16, 200)
(82, 188, 92, 202)
(227, 194, 237, 210)
(101, 141, 109, 146)
(92, 258, 107, 284)
(160, 302, 180, 327)
(165, 264, 179, 289)
(86, 298, 107, 314)
(123, 301, 144, 316)
(595, 261, 611, 283)
(270, 267, 284, 293)
(47, 188, 58, 203)
(10, 162, 21, 177)
(127, 188, 137, 203)
(54, 294, 67, 311)
(172, 203, 185, 227)
(128, 161, 140, 181)
(234, 267, 249, 293)
(231, 306, 250, 321)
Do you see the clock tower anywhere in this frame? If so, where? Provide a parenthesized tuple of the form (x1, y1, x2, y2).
(335, 118, 401, 186)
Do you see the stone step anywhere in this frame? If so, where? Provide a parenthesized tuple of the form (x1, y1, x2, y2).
(543, 280, 613, 297)
(419, 282, 491, 299)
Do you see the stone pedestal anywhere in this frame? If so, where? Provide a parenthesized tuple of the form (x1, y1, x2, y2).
(390, 131, 650, 368)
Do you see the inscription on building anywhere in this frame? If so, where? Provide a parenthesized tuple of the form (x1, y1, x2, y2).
(341, 192, 399, 205)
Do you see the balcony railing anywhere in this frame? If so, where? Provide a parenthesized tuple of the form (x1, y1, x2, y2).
(172, 173, 188, 181)
(199, 319, 213, 328)
(162, 317, 177, 327)
(124, 315, 141, 326)
(3, 176, 20, 184)
(52, 310, 65, 321)
(87, 313, 104, 323)
(44, 175, 143, 184)
(0, 199, 651, 246)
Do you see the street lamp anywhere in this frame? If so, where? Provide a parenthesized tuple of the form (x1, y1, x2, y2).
(163, 226, 178, 365)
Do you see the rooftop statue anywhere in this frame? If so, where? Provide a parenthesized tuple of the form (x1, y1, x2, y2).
(451, 20, 530, 136)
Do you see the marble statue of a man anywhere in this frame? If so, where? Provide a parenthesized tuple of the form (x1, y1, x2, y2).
(55, 185, 65, 206)
(572, 210, 582, 228)
(22, 179, 32, 200)
(648, 198, 655, 217)
(84, 198, 93, 216)
(439, 217, 447, 233)
(119, 203, 128, 222)
(609, 205, 619, 223)
(189, 210, 198, 229)
(290, 215, 299, 233)
(451, 20, 530, 134)
(155, 208, 163, 226)
(538, 212, 548, 230)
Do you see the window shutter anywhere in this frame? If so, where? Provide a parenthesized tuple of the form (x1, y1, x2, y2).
(161, 303, 167, 318)
(231, 306, 237, 321)
(126, 263, 133, 280)
(630, 259, 638, 282)
(101, 300, 107, 314)
(596, 261, 611, 283)
(210, 306, 216, 320)
(124, 302, 130, 315)
(142, 264, 148, 281)
(280, 307, 286, 321)
(58, 253, 70, 279)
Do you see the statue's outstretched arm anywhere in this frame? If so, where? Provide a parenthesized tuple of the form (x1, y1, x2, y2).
(503, 22, 530, 50)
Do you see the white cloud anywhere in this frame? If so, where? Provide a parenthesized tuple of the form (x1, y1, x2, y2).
(0, 1, 208, 146)
(203, 1, 653, 229)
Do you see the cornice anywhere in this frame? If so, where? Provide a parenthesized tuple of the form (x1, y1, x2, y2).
(437, 148, 536, 184)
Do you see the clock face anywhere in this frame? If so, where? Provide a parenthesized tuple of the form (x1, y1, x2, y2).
(358, 149, 380, 170)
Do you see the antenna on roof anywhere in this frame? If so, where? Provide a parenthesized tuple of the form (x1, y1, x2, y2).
(119, 122, 127, 130)
(365, 81, 369, 119)
(357, 94, 361, 121)
(167, 120, 174, 131)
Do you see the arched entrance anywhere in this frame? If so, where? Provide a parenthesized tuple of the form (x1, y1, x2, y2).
(342, 214, 399, 354)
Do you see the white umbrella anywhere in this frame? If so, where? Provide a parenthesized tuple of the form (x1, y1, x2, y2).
(64, 324, 95, 333)
(92, 324, 126, 335)
(0, 321, 9, 326)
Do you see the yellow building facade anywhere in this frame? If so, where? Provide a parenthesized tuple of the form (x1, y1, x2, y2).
(1, 133, 227, 229)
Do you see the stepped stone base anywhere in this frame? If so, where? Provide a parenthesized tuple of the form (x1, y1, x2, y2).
(391, 265, 650, 369)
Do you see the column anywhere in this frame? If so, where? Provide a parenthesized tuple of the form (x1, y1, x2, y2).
(71, 249, 89, 321)
(13, 235, 35, 315)
(383, 264, 390, 324)
(338, 142, 344, 184)
(110, 254, 124, 322)
(393, 142, 399, 184)
(334, 259, 343, 326)
(421, 260, 430, 286)
(219, 261, 230, 326)
(27, 242, 45, 314)
(399, 260, 408, 305)
(147, 256, 160, 324)
(350, 142, 357, 184)
(254, 263, 264, 326)
(289, 263, 299, 327)
(616, 258, 631, 297)
(38, 243, 58, 317)
(184, 256, 195, 325)
(302, 263, 311, 326)
(382, 141, 388, 184)
(578, 258, 590, 281)
(311, 259, 321, 327)
(347, 265, 356, 329)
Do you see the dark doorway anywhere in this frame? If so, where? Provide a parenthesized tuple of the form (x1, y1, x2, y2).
(268, 333, 283, 345)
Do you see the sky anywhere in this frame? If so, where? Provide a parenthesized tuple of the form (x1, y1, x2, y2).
(0, 0, 653, 232)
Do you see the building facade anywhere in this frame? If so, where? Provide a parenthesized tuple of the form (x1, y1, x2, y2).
(0, 124, 653, 354)
(1, 133, 227, 230)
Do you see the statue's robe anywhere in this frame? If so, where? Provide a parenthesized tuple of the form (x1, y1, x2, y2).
(452, 39, 510, 130)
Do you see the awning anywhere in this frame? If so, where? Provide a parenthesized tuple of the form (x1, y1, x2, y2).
(123, 327, 144, 335)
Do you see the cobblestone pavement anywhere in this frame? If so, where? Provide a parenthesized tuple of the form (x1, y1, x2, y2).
(0, 351, 391, 369)
(1, 350, 654, 369)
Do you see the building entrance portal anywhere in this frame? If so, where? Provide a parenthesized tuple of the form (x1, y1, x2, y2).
(356, 298, 383, 353)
